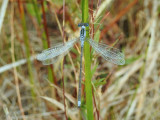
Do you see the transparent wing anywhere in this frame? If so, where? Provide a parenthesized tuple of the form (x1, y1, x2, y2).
(87, 39, 125, 65)
(37, 38, 78, 65)
(41, 53, 66, 65)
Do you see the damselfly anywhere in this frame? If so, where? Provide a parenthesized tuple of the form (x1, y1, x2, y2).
(37, 23, 125, 107)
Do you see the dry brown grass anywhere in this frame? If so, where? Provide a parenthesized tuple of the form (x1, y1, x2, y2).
(0, 0, 160, 120)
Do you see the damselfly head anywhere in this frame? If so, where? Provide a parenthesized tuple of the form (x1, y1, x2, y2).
(78, 23, 89, 27)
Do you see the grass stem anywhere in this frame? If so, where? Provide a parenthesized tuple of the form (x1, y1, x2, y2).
(82, 0, 94, 119)
(17, 0, 35, 97)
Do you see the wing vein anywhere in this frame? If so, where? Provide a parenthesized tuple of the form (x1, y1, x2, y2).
(36, 38, 78, 65)
(87, 39, 125, 65)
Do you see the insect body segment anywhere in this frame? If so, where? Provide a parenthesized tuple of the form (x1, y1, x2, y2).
(78, 23, 88, 47)
(78, 23, 89, 27)
(79, 26, 86, 47)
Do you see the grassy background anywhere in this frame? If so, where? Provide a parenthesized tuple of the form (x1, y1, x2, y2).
(0, 0, 160, 120)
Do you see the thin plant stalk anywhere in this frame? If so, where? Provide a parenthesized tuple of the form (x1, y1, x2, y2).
(91, 0, 100, 119)
(10, 4, 26, 120)
(62, 0, 68, 119)
(17, 0, 35, 97)
(30, 0, 48, 48)
(82, 0, 94, 119)
(30, 0, 56, 86)
(0, 0, 9, 34)
(40, 0, 57, 85)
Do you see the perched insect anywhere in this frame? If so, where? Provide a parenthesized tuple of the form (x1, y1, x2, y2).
(37, 23, 125, 107)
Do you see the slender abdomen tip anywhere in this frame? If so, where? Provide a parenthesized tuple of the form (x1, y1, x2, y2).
(78, 101, 81, 107)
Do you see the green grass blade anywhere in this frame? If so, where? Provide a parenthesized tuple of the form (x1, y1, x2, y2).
(18, 1, 35, 97)
(82, 0, 94, 119)
(27, 0, 54, 83)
